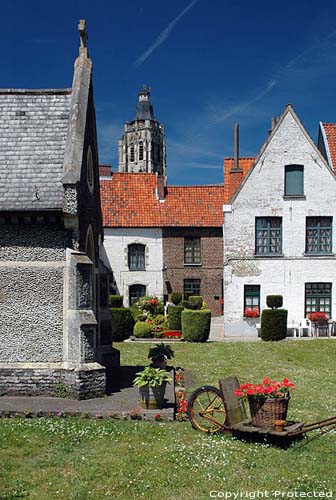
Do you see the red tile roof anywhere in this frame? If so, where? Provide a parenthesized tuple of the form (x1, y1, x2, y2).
(223, 158, 255, 203)
(321, 123, 336, 173)
(100, 173, 225, 227)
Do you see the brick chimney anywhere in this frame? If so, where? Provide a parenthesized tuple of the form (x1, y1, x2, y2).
(99, 165, 112, 177)
(156, 174, 166, 201)
(230, 123, 243, 186)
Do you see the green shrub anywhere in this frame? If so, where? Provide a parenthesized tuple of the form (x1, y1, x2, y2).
(181, 300, 192, 309)
(111, 308, 135, 341)
(137, 314, 147, 322)
(182, 309, 211, 342)
(129, 305, 142, 321)
(171, 292, 182, 305)
(109, 295, 123, 308)
(266, 295, 283, 309)
(168, 305, 183, 330)
(260, 309, 287, 341)
(133, 321, 153, 338)
(189, 296, 203, 310)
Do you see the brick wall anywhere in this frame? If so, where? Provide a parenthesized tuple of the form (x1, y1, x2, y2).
(163, 227, 223, 316)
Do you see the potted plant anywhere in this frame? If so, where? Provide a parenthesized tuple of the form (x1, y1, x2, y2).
(148, 343, 174, 369)
(234, 377, 294, 428)
(133, 367, 172, 409)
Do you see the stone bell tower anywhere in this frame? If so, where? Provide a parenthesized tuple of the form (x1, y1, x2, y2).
(118, 86, 166, 179)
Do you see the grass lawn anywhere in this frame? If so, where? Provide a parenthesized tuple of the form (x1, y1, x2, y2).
(1, 340, 336, 500)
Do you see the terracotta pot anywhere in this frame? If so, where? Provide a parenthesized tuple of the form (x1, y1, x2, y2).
(274, 419, 286, 432)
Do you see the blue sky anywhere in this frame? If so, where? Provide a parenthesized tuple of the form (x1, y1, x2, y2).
(2, 0, 336, 185)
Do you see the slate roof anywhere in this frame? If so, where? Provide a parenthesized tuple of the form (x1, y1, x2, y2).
(100, 173, 225, 227)
(0, 89, 72, 211)
(320, 123, 336, 173)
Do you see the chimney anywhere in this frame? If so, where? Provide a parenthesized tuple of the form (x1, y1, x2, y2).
(233, 123, 240, 170)
(156, 174, 166, 201)
(99, 165, 112, 177)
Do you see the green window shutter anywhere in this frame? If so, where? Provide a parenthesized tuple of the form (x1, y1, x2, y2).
(285, 165, 304, 195)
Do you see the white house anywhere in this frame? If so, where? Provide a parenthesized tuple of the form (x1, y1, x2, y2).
(223, 105, 336, 337)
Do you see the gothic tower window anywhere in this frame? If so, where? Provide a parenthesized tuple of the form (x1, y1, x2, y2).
(130, 143, 135, 162)
(139, 141, 144, 161)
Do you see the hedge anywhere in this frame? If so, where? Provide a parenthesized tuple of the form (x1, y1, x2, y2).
(109, 295, 123, 308)
(181, 309, 211, 342)
(111, 308, 135, 342)
(133, 321, 153, 338)
(266, 295, 283, 309)
(188, 296, 203, 310)
(260, 309, 287, 341)
(171, 292, 182, 305)
(168, 305, 183, 331)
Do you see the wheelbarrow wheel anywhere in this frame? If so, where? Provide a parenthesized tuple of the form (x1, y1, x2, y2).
(187, 386, 227, 434)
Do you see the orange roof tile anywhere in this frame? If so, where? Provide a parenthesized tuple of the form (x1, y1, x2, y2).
(321, 123, 336, 173)
(223, 158, 255, 203)
(100, 173, 225, 227)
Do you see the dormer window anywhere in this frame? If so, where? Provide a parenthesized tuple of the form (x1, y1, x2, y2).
(139, 141, 144, 161)
(285, 165, 304, 196)
(130, 143, 135, 162)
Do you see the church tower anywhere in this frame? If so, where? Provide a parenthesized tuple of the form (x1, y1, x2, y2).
(118, 86, 166, 179)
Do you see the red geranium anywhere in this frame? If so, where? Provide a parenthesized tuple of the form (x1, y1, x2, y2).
(244, 308, 260, 318)
(234, 377, 294, 401)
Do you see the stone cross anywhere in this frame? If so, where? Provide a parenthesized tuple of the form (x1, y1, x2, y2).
(78, 19, 88, 55)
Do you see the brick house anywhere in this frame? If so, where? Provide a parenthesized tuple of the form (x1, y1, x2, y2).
(223, 105, 336, 336)
(0, 21, 118, 399)
(100, 172, 224, 316)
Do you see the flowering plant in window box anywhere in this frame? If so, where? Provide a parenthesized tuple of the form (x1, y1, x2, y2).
(308, 312, 328, 322)
(244, 307, 259, 318)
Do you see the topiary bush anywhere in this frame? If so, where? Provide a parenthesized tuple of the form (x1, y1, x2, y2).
(133, 321, 153, 338)
(181, 309, 211, 342)
(111, 307, 135, 342)
(266, 295, 283, 309)
(109, 295, 123, 308)
(171, 292, 182, 305)
(188, 296, 203, 310)
(260, 309, 287, 341)
(168, 305, 183, 331)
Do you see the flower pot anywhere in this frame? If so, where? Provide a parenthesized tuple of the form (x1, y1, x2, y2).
(274, 419, 286, 432)
(139, 382, 167, 409)
(248, 397, 290, 428)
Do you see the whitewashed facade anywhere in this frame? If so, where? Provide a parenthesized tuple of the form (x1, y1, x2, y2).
(102, 228, 163, 306)
(223, 105, 336, 336)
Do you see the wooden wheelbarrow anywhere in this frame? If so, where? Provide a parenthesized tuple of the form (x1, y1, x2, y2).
(187, 376, 336, 447)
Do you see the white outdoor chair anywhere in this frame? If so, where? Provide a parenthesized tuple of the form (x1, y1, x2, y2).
(299, 318, 312, 338)
(288, 320, 300, 338)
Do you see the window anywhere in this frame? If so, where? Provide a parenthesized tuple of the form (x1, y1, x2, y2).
(130, 143, 135, 162)
(86, 146, 94, 192)
(128, 244, 145, 270)
(139, 141, 144, 161)
(306, 217, 332, 254)
(305, 283, 331, 318)
(244, 285, 260, 317)
(129, 284, 146, 306)
(184, 237, 201, 265)
(285, 165, 304, 196)
(184, 279, 201, 299)
(255, 217, 282, 255)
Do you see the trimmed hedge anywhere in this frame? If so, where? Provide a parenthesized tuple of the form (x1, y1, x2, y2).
(111, 308, 135, 342)
(109, 295, 123, 308)
(260, 309, 287, 341)
(181, 309, 211, 342)
(134, 321, 153, 338)
(189, 296, 203, 310)
(266, 295, 283, 309)
(168, 305, 183, 331)
(171, 292, 182, 305)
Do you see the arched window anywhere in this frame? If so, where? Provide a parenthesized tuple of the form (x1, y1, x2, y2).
(87, 146, 94, 192)
(128, 244, 145, 270)
(130, 143, 135, 162)
(139, 141, 144, 161)
(129, 284, 146, 306)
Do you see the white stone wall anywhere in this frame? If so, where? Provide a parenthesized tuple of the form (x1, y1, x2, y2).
(224, 109, 336, 336)
(103, 228, 163, 306)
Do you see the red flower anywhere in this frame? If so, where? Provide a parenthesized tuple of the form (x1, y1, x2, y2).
(246, 389, 254, 396)
(263, 377, 270, 385)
